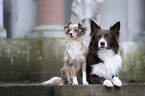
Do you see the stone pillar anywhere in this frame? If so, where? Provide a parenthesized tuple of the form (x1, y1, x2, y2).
(11, 0, 37, 38)
(37, 0, 64, 25)
(30, 0, 65, 38)
(128, 0, 145, 40)
(0, 0, 3, 27)
(0, 0, 6, 38)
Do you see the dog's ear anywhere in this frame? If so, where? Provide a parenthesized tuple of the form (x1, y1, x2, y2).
(78, 22, 87, 35)
(110, 21, 120, 39)
(90, 19, 100, 36)
(64, 21, 72, 34)
(110, 21, 120, 32)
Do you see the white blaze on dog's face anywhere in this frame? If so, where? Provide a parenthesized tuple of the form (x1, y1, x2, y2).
(98, 37, 107, 49)
(64, 22, 87, 41)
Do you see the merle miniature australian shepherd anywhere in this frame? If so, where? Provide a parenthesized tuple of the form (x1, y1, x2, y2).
(42, 22, 89, 85)
(86, 20, 122, 87)
(62, 21, 89, 85)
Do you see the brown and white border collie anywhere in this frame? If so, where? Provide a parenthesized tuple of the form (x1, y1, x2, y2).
(86, 20, 122, 87)
(42, 22, 89, 85)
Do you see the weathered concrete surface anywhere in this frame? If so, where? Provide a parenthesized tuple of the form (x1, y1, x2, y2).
(0, 38, 145, 82)
(0, 38, 66, 82)
(0, 83, 145, 96)
(120, 42, 145, 81)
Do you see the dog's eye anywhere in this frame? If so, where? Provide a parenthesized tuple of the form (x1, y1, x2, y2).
(105, 34, 110, 38)
(66, 28, 71, 34)
(66, 29, 70, 33)
(105, 34, 108, 37)
(97, 36, 101, 39)
(67, 28, 71, 32)
(74, 29, 78, 31)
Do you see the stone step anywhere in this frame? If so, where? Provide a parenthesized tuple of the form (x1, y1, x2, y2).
(0, 82, 145, 96)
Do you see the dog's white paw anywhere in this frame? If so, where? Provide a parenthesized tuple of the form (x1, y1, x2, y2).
(72, 77, 79, 85)
(72, 81, 79, 85)
(103, 79, 113, 87)
(112, 77, 122, 87)
(83, 81, 89, 85)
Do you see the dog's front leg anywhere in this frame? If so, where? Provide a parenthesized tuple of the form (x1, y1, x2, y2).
(81, 59, 89, 85)
(70, 60, 79, 85)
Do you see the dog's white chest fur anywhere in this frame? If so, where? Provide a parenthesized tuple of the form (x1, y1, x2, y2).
(67, 40, 85, 60)
(91, 49, 122, 79)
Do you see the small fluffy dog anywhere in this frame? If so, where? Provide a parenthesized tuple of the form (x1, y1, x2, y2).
(42, 22, 88, 85)
(86, 20, 122, 87)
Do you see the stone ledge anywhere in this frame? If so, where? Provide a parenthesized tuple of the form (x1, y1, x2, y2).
(0, 83, 145, 96)
(27, 25, 65, 38)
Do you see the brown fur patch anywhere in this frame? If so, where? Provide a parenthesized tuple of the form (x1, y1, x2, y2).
(61, 68, 70, 84)
(81, 60, 86, 73)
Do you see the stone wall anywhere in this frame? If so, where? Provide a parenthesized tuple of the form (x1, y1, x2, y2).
(120, 42, 145, 81)
(0, 38, 66, 82)
(0, 38, 145, 82)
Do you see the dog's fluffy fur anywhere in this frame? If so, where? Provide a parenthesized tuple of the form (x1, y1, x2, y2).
(42, 22, 88, 85)
(86, 20, 122, 87)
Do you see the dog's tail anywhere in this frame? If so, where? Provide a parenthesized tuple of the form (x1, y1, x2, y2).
(42, 77, 63, 85)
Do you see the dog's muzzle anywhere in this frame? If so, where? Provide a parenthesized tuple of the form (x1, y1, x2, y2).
(98, 38, 107, 49)
(69, 33, 75, 38)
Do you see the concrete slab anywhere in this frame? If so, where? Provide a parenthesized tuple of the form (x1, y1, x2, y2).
(0, 83, 144, 96)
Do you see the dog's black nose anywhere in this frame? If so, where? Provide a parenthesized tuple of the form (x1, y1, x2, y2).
(100, 42, 105, 46)
(70, 33, 72, 36)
